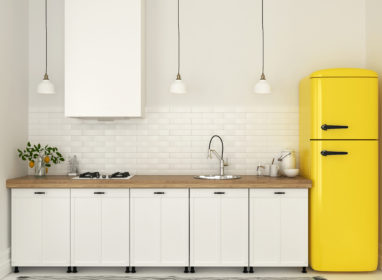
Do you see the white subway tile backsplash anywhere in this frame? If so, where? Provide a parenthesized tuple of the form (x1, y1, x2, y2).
(28, 107, 299, 175)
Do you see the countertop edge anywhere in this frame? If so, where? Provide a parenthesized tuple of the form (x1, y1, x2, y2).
(6, 175, 312, 189)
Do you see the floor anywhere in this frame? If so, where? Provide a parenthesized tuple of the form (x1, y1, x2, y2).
(3, 267, 382, 280)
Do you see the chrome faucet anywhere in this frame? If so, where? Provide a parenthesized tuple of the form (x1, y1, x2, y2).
(207, 135, 228, 176)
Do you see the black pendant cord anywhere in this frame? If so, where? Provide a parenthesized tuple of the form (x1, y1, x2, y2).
(177, 0, 181, 77)
(261, 0, 265, 76)
(45, 0, 48, 76)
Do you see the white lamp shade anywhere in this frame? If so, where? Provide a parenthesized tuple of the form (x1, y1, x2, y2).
(37, 78, 55, 94)
(170, 79, 187, 94)
(254, 79, 271, 94)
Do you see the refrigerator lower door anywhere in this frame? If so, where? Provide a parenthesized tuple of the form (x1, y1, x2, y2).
(310, 140, 378, 271)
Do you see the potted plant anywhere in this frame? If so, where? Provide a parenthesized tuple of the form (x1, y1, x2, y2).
(18, 142, 65, 176)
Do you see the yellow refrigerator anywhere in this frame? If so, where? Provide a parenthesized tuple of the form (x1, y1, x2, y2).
(299, 68, 379, 271)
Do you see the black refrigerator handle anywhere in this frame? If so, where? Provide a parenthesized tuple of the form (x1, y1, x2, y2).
(321, 124, 348, 130)
(321, 150, 348, 156)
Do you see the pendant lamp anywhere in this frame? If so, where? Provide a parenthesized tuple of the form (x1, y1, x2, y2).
(254, 0, 271, 94)
(170, 0, 187, 94)
(37, 0, 55, 94)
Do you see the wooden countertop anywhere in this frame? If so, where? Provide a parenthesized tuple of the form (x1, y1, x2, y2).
(6, 175, 311, 189)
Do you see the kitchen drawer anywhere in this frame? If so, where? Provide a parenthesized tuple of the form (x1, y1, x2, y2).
(71, 189, 129, 198)
(130, 188, 188, 198)
(190, 188, 248, 198)
(251, 189, 308, 198)
(12, 188, 70, 198)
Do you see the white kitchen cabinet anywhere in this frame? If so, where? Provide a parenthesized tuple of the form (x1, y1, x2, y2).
(130, 189, 188, 267)
(11, 189, 70, 267)
(65, 0, 145, 117)
(71, 189, 129, 266)
(250, 189, 308, 267)
(190, 189, 248, 267)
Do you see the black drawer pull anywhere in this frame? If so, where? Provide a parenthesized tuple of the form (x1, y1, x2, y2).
(34, 192, 45, 195)
(321, 124, 348, 131)
(154, 192, 165, 195)
(274, 192, 285, 195)
(321, 150, 348, 156)
(94, 192, 105, 195)
(214, 192, 225, 195)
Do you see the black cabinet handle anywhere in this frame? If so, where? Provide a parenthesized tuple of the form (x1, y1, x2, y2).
(94, 192, 105, 195)
(214, 192, 225, 195)
(321, 124, 348, 131)
(274, 192, 285, 195)
(321, 150, 348, 156)
(34, 192, 45, 195)
(154, 192, 165, 195)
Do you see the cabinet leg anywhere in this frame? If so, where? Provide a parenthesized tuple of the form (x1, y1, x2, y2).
(125, 267, 130, 273)
(302, 267, 307, 273)
(190, 267, 195, 273)
(66, 266, 72, 273)
(72, 267, 78, 273)
(184, 267, 189, 273)
(14, 267, 19, 273)
(243, 267, 248, 273)
(131, 266, 136, 273)
(249, 267, 254, 273)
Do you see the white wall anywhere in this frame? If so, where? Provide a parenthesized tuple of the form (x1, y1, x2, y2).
(0, 0, 29, 277)
(29, 0, 367, 110)
(365, 0, 382, 270)
(27, 0, 368, 175)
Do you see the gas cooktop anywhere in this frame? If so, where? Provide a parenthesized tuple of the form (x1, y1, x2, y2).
(72, 171, 134, 180)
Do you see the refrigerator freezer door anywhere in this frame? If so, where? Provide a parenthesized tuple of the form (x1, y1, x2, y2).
(310, 140, 378, 271)
(311, 77, 378, 140)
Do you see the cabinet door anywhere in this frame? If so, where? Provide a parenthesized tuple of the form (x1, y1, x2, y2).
(71, 191, 101, 266)
(101, 191, 129, 266)
(190, 189, 248, 267)
(12, 190, 43, 266)
(65, 0, 144, 117)
(160, 190, 188, 266)
(280, 194, 308, 266)
(250, 191, 280, 266)
(130, 189, 188, 266)
(220, 190, 248, 266)
(42, 190, 70, 266)
(130, 191, 161, 266)
(190, 190, 220, 266)
(12, 189, 70, 266)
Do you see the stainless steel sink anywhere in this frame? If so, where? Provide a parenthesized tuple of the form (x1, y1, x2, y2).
(194, 175, 241, 180)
